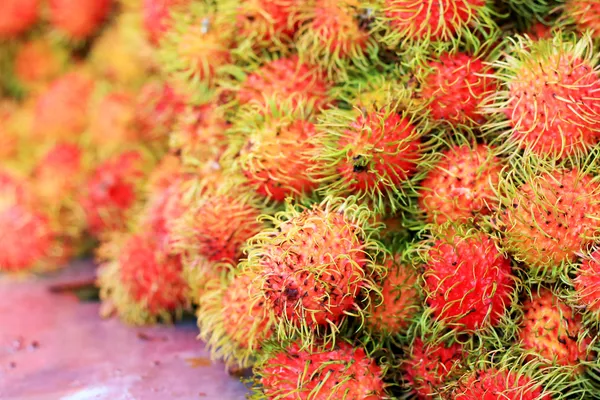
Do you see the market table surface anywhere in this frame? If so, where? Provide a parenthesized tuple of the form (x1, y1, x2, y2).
(0, 261, 248, 400)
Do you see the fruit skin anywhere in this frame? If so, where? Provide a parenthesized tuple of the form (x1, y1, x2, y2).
(453, 368, 550, 400)
(423, 232, 514, 331)
(241, 200, 384, 339)
(381, 0, 487, 43)
(170, 192, 264, 264)
(366, 258, 420, 335)
(0, 0, 38, 37)
(33, 71, 95, 141)
(419, 52, 497, 126)
(519, 289, 591, 367)
(90, 91, 139, 151)
(135, 81, 185, 142)
(142, 0, 190, 45)
(404, 338, 463, 399)
(49, 0, 113, 40)
(565, 0, 600, 38)
(485, 34, 600, 159)
(498, 168, 600, 271)
(256, 341, 385, 400)
(14, 39, 66, 91)
(0, 205, 54, 273)
(235, 56, 332, 111)
(419, 144, 502, 225)
(573, 250, 600, 316)
(80, 151, 146, 236)
(235, 0, 299, 49)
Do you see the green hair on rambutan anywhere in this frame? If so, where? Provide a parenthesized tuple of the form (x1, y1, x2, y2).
(239, 195, 388, 348)
(482, 31, 600, 161)
(313, 75, 434, 216)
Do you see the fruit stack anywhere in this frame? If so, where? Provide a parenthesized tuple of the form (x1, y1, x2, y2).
(2, 0, 600, 398)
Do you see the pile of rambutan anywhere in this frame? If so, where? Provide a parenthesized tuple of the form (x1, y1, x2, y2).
(5, 0, 600, 398)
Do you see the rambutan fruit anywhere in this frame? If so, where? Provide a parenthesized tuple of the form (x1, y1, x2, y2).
(80, 151, 148, 237)
(419, 143, 503, 225)
(240, 198, 385, 343)
(422, 229, 515, 331)
(495, 166, 600, 275)
(14, 39, 67, 92)
(453, 367, 551, 399)
(0, 102, 20, 162)
(98, 232, 189, 324)
(170, 185, 265, 264)
(0, 204, 54, 273)
(48, 0, 113, 40)
(89, 91, 139, 152)
(417, 51, 498, 126)
(135, 80, 186, 143)
(315, 82, 426, 214)
(253, 340, 386, 399)
(519, 288, 592, 367)
(483, 33, 600, 159)
(32, 71, 95, 142)
(295, 0, 373, 79)
(366, 257, 421, 336)
(142, 0, 190, 45)
(403, 338, 464, 398)
(158, 2, 234, 98)
(233, 55, 333, 111)
(197, 270, 274, 368)
(377, 0, 497, 48)
(226, 99, 323, 202)
(234, 0, 299, 52)
(573, 250, 600, 319)
(563, 0, 600, 38)
(0, 0, 39, 38)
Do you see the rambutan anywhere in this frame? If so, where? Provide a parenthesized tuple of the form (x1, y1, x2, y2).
(366, 258, 421, 335)
(99, 233, 189, 324)
(240, 199, 385, 342)
(422, 230, 514, 331)
(90, 91, 139, 151)
(418, 52, 497, 126)
(484, 34, 600, 159)
(135, 80, 186, 142)
(0, 0, 39, 38)
(142, 0, 190, 45)
(80, 151, 147, 236)
(197, 271, 274, 368)
(48, 0, 113, 40)
(33, 71, 95, 142)
(564, 0, 600, 38)
(519, 289, 592, 367)
(234, 55, 332, 111)
(14, 39, 66, 91)
(573, 250, 600, 318)
(404, 338, 464, 398)
(419, 143, 503, 225)
(497, 167, 600, 273)
(234, 0, 299, 51)
(453, 367, 551, 399)
(254, 341, 385, 399)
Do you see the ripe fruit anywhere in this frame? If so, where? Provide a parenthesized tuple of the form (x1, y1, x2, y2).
(0, 0, 38, 37)
(404, 338, 463, 398)
(564, 0, 600, 38)
(32, 143, 84, 206)
(90, 91, 139, 151)
(519, 289, 591, 367)
(14, 39, 66, 90)
(135, 81, 186, 142)
(453, 368, 550, 400)
(423, 231, 514, 331)
(498, 168, 600, 272)
(33, 71, 95, 141)
(197, 272, 273, 367)
(235, 56, 332, 111)
(241, 200, 384, 339)
(419, 52, 497, 126)
(419, 144, 502, 224)
(170, 190, 264, 264)
(573, 250, 600, 316)
(366, 258, 420, 334)
(80, 151, 146, 236)
(486, 34, 600, 158)
(381, 0, 488, 44)
(143, 0, 190, 45)
(99, 233, 189, 324)
(255, 341, 385, 399)
(235, 0, 299, 49)
(49, 0, 113, 40)
(228, 101, 322, 201)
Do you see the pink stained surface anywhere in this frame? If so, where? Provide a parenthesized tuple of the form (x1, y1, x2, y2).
(0, 261, 248, 400)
